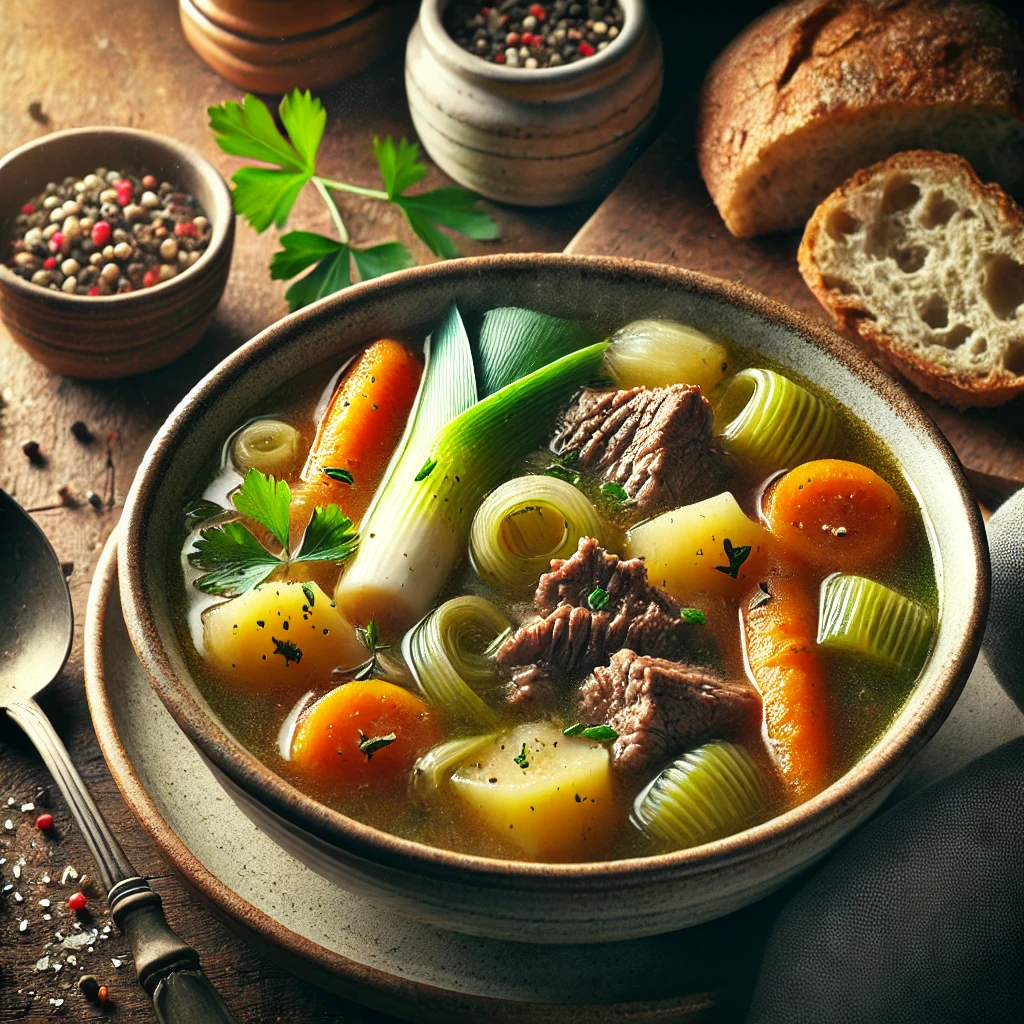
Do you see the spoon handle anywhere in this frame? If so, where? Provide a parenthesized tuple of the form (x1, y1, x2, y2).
(6, 697, 238, 1023)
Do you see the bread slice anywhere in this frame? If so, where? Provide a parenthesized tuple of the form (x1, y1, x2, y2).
(798, 151, 1024, 408)
(697, 0, 1024, 239)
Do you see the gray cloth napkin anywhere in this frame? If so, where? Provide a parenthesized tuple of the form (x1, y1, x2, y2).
(747, 736, 1024, 1023)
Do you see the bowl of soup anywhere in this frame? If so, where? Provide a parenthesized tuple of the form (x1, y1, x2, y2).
(119, 253, 988, 943)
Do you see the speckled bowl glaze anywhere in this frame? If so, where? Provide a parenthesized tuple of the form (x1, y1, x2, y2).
(118, 254, 989, 944)
(0, 127, 234, 378)
(405, 0, 663, 206)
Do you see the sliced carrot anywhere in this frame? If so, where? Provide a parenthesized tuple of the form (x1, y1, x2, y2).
(763, 459, 907, 575)
(743, 572, 832, 803)
(290, 679, 441, 792)
(293, 339, 422, 532)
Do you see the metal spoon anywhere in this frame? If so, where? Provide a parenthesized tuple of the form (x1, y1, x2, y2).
(1, 489, 237, 1024)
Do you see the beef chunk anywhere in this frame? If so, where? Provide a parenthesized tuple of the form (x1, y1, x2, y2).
(553, 385, 725, 512)
(506, 665, 557, 711)
(497, 537, 696, 678)
(579, 648, 761, 774)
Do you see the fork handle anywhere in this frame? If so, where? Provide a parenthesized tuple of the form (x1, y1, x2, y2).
(6, 697, 238, 1022)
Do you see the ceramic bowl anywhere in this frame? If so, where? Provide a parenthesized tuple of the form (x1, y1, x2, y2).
(180, 0, 412, 94)
(0, 128, 234, 379)
(405, 0, 664, 206)
(118, 254, 988, 944)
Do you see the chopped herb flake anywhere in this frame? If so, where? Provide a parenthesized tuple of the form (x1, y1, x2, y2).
(357, 730, 396, 759)
(587, 586, 610, 611)
(272, 637, 303, 665)
(680, 607, 707, 625)
(301, 582, 315, 607)
(322, 467, 354, 485)
(563, 723, 618, 743)
(415, 457, 438, 482)
(715, 538, 752, 579)
(513, 742, 530, 769)
(600, 481, 631, 503)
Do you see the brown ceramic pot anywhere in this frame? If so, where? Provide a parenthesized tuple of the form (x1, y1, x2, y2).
(0, 128, 234, 379)
(118, 254, 989, 943)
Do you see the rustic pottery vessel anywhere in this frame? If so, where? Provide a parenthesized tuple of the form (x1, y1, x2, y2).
(405, 0, 664, 206)
(118, 254, 988, 944)
(0, 128, 234, 379)
(180, 0, 413, 94)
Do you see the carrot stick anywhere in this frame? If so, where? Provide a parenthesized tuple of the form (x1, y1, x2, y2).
(293, 339, 422, 532)
(743, 571, 832, 803)
(762, 459, 906, 575)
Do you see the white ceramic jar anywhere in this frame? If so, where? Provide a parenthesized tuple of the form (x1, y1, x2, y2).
(405, 0, 663, 206)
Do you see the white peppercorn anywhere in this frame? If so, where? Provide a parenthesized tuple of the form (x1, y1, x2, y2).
(61, 275, 78, 293)
(61, 258, 80, 276)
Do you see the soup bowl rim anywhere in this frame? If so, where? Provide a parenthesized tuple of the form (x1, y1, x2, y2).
(119, 252, 988, 886)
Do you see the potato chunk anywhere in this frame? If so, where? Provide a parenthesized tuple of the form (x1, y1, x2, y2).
(449, 723, 617, 862)
(202, 580, 366, 695)
(626, 491, 772, 601)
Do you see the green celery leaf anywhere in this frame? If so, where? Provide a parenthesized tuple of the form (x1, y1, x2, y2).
(351, 241, 416, 281)
(270, 231, 344, 280)
(295, 504, 359, 564)
(278, 89, 325, 173)
(208, 94, 306, 172)
(231, 166, 310, 233)
(284, 247, 352, 311)
(188, 521, 282, 596)
(231, 468, 292, 552)
(477, 307, 604, 396)
(374, 136, 428, 199)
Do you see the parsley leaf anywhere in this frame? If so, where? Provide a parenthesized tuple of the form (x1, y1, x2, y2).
(230, 166, 310, 233)
(513, 742, 530, 769)
(680, 607, 707, 625)
(350, 241, 415, 281)
(284, 247, 352, 312)
(715, 538, 753, 579)
(588, 586, 610, 611)
(375, 136, 429, 198)
(278, 88, 326, 172)
(188, 522, 282, 595)
(295, 504, 358, 563)
(232, 468, 292, 553)
(270, 231, 344, 280)
(184, 499, 226, 527)
(322, 467, 354, 485)
(563, 723, 619, 743)
(357, 730, 397, 760)
(208, 93, 309, 171)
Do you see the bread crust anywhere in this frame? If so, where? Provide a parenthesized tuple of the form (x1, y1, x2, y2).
(697, 0, 1024, 238)
(799, 150, 1024, 408)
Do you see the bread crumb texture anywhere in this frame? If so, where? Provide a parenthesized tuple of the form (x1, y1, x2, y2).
(697, 0, 1024, 238)
(799, 150, 1024, 408)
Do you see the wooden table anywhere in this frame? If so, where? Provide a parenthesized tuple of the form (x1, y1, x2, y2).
(3, 1, 1023, 1022)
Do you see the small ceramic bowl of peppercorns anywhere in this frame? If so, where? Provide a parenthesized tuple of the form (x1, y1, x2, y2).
(406, 0, 663, 206)
(0, 127, 234, 379)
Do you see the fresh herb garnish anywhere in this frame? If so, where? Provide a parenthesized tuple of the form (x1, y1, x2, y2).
(587, 586, 610, 611)
(545, 463, 581, 486)
(301, 582, 315, 608)
(272, 637, 303, 665)
(183, 499, 226, 527)
(187, 468, 358, 597)
(349, 615, 390, 680)
(715, 538, 752, 579)
(680, 607, 707, 625)
(322, 467, 354, 485)
(749, 582, 772, 610)
(208, 91, 499, 311)
(600, 481, 631, 503)
(513, 742, 530, 768)
(563, 723, 619, 743)
(415, 458, 437, 482)
(357, 729, 396, 760)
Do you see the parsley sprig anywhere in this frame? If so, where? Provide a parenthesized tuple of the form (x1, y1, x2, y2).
(187, 468, 358, 597)
(208, 91, 500, 311)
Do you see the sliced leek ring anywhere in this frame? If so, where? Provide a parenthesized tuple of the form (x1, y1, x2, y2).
(817, 573, 935, 676)
(411, 733, 497, 804)
(231, 418, 302, 476)
(469, 475, 605, 593)
(633, 741, 772, 850)
(606, 318, 730, 393)
(716, 368, 837, 472)
(403, 596, 510, 728)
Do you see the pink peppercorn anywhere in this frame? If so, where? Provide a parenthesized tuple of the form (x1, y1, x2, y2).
(67, 892, 87, 912)
(174, 221, 196, 238)
(91, 221, 112, 247)
(578, 40, 596, 56)
(494, 51, 506, 62)
(43, 256, 58, 270)
(48, 231, 64, 252)
(88, 286, 100, 296)
(35, 813, 54, 830)
(115, 180, 133, 205)
(142, 268, 160, 288)
(21, 203, 35, 215)
(529, 4, 546, 18)
(505, 31, 520, 45)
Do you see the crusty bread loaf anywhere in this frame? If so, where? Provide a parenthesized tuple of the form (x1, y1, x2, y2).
(697, 0, 1024, 239)
(798, 150, 1024, 408)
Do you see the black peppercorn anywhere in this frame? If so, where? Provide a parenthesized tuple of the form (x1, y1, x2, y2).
(70, 420, 93, 443)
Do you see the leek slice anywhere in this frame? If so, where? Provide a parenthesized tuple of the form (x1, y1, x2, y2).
(412, 733, 497, 803)
(231, 419, 301, 476)
(817, 573, 935, 675)
(477, 306, 603, 396)
(633, 741, 772, 850)
(716, 368, 837, 472)
(336, 341, 608, 631)
(469, 475, 605, 592)
(403, 596, 510, 728)
(606, 319, 730, 393)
